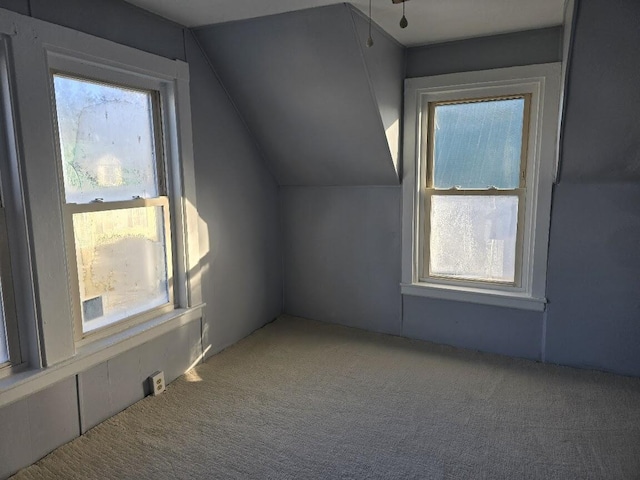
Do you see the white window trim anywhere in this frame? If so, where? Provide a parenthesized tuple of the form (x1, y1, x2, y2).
(401, 63, 562, 311)
(46, 55, 181, 343)
(0, 9, 204, 407)
(0, 29, 40, 379)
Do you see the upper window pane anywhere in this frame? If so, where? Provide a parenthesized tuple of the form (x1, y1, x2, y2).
(431, 98, 525, 189)
(53, 75, 160, 203)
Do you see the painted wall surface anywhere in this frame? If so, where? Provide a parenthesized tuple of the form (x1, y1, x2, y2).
(281, 3, 640, 376)
(406, 27, 563, 78)
(194, 4, 399, 186)
(0, 1, 282, 477)
(77, 319, 203, 433)
(0, 377, 79, 478)
(280, 28, 561, 360)
(185, 32, 283, 355)
(350, 8, 404, 172)
(557, 1, 640, 182)
(0, 0, 27, 15)
(280, 182, 546, 359)
(545, 184, 640, 375)
(544, 0, 640, 376)
(281, 186, 402, 335)
(403, 297, 543, 360)
(30, 0, 186, 61)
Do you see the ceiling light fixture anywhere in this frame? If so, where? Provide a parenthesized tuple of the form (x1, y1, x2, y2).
(399, 0, 408, 28)
(366, 0, 409, 48)
(392, 0, 409, 29)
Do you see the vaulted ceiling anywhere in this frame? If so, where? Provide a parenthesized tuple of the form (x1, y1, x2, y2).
(124, 0, 566, 46)
(194, 4, 403, 185)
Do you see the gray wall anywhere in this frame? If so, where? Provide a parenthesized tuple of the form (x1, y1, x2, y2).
(557, 1, 639, 183)
(281, 3, 640, 377)
(403, 297, 543, 360)
(406, 26, 563, 78)
(194, 4, 400, 186)
(185, 32, 283, 354)
(544, 0, 640, 376)
(281, 27, 562, 360)
(350, 8, 405, 172)
(0, 0, 186, 60)
(282, 186, 402, 335)
(0, 1, 282, 477)
(0, 378, 79, 477)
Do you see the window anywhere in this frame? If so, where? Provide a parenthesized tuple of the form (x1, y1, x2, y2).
(0, 177, 11, 367)
(402, 64, 561, 310)
(0, 34, 27, 379)
(52, 75, 173, 337)
(35, 43, 201, 354)
(0, 205, 18, 368)
(0, 10, 201, 404)
(426, 95, 529, 284)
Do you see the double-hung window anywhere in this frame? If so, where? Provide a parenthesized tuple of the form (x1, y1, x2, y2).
(52, 74, 173, 338)
(0, 33, 26, 378)
(0, 192, 18, 370)
(37, 40, 201, 352)
(0, 10, 201, 405)
(425, 95, 530, 285)
(402, 64, 561, 310)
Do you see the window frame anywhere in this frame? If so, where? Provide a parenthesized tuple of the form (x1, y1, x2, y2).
(43, 48, 201, 348)
(401, 64, 562, 311)
(0, 31, 36, 380)
(64, 198, 175, 344)
(0, 10, 202, 407)
(0, 206, 21, 375)
(422, 94, 531, 287)
(49, 69, 177, 343)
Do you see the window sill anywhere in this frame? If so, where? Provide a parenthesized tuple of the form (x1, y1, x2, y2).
(401, 283, 546, 311)
(0, 304, 204, 408)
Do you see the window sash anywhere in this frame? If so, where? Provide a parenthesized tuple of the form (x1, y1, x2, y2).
(0, 206, 22, 377)
(424, 94, 532, 191)
(49, 70, 176, 343)
(64, 196, 174, 343)
(419, 93, 532, 288)
(421, 188, 526, 287)
(50, 72, 168, 204)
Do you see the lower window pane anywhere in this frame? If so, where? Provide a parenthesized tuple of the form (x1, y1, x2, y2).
(73, 206, 170, 333)
(429, 195, 518, 283)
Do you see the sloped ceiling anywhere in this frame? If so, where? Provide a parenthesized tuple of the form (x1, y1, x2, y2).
(195, 4, 402, 186)
(125, 0, 566, 47)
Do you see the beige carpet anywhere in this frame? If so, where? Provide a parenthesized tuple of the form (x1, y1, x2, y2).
(12, 315, 640, 479)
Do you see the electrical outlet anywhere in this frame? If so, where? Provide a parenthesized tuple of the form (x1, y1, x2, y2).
(149, 371, 166, 396)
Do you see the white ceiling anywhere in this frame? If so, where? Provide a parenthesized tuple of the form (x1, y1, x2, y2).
(125, 0, 566, 47)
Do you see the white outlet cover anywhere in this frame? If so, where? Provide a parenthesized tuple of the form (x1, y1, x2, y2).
(149, 371, 166, 396)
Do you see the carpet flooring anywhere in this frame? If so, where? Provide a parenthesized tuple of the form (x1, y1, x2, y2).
(12, 315, 640, 479)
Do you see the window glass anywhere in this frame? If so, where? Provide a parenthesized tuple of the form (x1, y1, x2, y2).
(72, 206, 169, 332)
(0, 282, 7, 363)
(429, 195, 518, 283)
(53, 75, 159, 204)
(432, 98, 524, 189)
